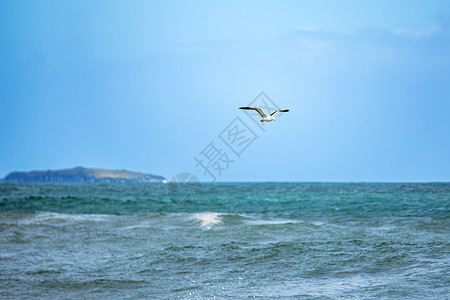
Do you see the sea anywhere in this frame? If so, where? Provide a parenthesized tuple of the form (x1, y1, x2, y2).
(0, 182, 449, 299)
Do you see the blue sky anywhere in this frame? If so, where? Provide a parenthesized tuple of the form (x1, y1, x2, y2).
(0, 0, 449, 181)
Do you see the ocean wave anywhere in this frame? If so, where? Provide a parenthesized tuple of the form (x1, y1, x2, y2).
(1, 210, 318, 229)
(16, 211, 115, 225)
(245, 219, 302, 226)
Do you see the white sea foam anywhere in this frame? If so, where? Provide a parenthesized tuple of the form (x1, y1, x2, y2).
(311, 220, 325, 226)
(21, 212, 113, 224)
(192, 212, 222, 229)
(121, 224, 152, 230)
(246, 219, 301, 226)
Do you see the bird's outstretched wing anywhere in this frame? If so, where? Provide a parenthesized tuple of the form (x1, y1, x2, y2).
(270, 109, 289, 116)
(239, 106, 268, 118)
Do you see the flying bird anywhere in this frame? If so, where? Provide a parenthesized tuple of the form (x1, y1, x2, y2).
(239, 106, 289, 122)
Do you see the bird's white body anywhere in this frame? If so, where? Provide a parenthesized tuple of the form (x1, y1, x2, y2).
(239, 106, 289, 122)
(260, 115, 275, 122)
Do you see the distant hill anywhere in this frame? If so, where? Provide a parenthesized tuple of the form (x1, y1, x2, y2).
(1, 167, 166, 183)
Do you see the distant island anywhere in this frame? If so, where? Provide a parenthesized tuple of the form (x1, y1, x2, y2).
(1, 166, 166, 183)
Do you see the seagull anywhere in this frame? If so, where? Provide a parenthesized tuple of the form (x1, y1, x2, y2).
(239, 106, 289, 122)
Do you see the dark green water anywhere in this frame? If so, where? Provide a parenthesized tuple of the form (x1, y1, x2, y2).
(0, 183, 449, 299)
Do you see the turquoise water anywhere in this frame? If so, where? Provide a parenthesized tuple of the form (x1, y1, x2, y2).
(0, 183, 449, 299)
